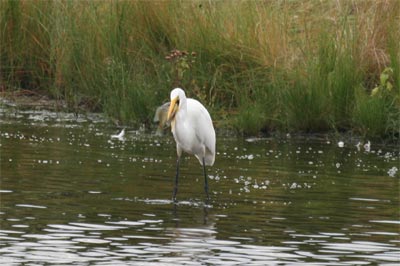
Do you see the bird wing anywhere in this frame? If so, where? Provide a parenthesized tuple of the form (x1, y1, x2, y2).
(187, 99, 216, 165)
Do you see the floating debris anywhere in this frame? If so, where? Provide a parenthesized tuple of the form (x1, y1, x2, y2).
(338, 141, 344, 148)
(387, 167, 398, 177)
(364, 141, 371, 152)
(245, 137, 269, 143)
(356, 142, 362, 151)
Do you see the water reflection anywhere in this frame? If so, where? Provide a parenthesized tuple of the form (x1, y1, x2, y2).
(0, 108, 399, 265)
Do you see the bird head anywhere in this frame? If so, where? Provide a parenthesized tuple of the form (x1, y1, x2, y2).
(167, 96, 179, 122)
(167, 88, 184, 121)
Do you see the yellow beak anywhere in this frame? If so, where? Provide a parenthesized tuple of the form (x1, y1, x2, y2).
(167, 97, 179, 121)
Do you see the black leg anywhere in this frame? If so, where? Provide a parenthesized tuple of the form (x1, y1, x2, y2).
(173, 157, 180, 201)
(203, 205, 209, 225)
(202, 157, 210, 201)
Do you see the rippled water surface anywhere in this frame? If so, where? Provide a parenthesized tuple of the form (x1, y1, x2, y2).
(1, 107, 399, 265)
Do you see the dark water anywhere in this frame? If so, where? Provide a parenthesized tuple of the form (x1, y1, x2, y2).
(0, 107, 399, 265)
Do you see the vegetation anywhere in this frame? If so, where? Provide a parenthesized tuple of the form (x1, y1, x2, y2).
(1, 0, 399, 139)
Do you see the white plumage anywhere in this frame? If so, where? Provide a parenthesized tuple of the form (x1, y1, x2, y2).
(111, 128, 125, 141)
(167, 88, 216, 201)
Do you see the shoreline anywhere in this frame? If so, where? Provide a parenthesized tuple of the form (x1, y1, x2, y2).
(1, 90, 68, 111)
(1, 92, 398, 147)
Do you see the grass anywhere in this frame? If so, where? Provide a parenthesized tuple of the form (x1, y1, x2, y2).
(1, 0, 399, 139)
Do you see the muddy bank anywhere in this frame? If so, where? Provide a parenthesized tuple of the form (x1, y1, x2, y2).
(1, 90, 68, 111)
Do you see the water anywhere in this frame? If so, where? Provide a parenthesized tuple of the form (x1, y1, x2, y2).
(1, 108, 399, 265)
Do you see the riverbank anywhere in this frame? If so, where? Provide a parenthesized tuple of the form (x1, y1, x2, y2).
(1, 90, 67, 111)
(2, 92, 399, 148)
(1, 1, 399, 139)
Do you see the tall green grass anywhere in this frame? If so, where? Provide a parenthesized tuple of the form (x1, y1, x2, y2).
(1, 0, 399, 138)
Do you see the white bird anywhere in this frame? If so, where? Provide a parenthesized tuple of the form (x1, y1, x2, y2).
(167, 88, 216, 201)
(111, 128, 125, 141)
(338, 141, 344, 148)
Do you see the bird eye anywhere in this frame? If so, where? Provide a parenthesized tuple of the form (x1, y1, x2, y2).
(176, 99, 180, 105)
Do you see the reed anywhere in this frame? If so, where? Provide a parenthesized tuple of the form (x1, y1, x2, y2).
(1, 0, 399, 138)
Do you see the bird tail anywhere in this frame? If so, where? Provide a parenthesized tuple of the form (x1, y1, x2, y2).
(196, 150, 215, 166)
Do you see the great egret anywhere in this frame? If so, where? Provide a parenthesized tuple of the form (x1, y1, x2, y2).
(167, 88, 216, 201)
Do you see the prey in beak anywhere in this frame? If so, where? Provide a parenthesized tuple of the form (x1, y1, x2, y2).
(167, 96, 179, 122)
